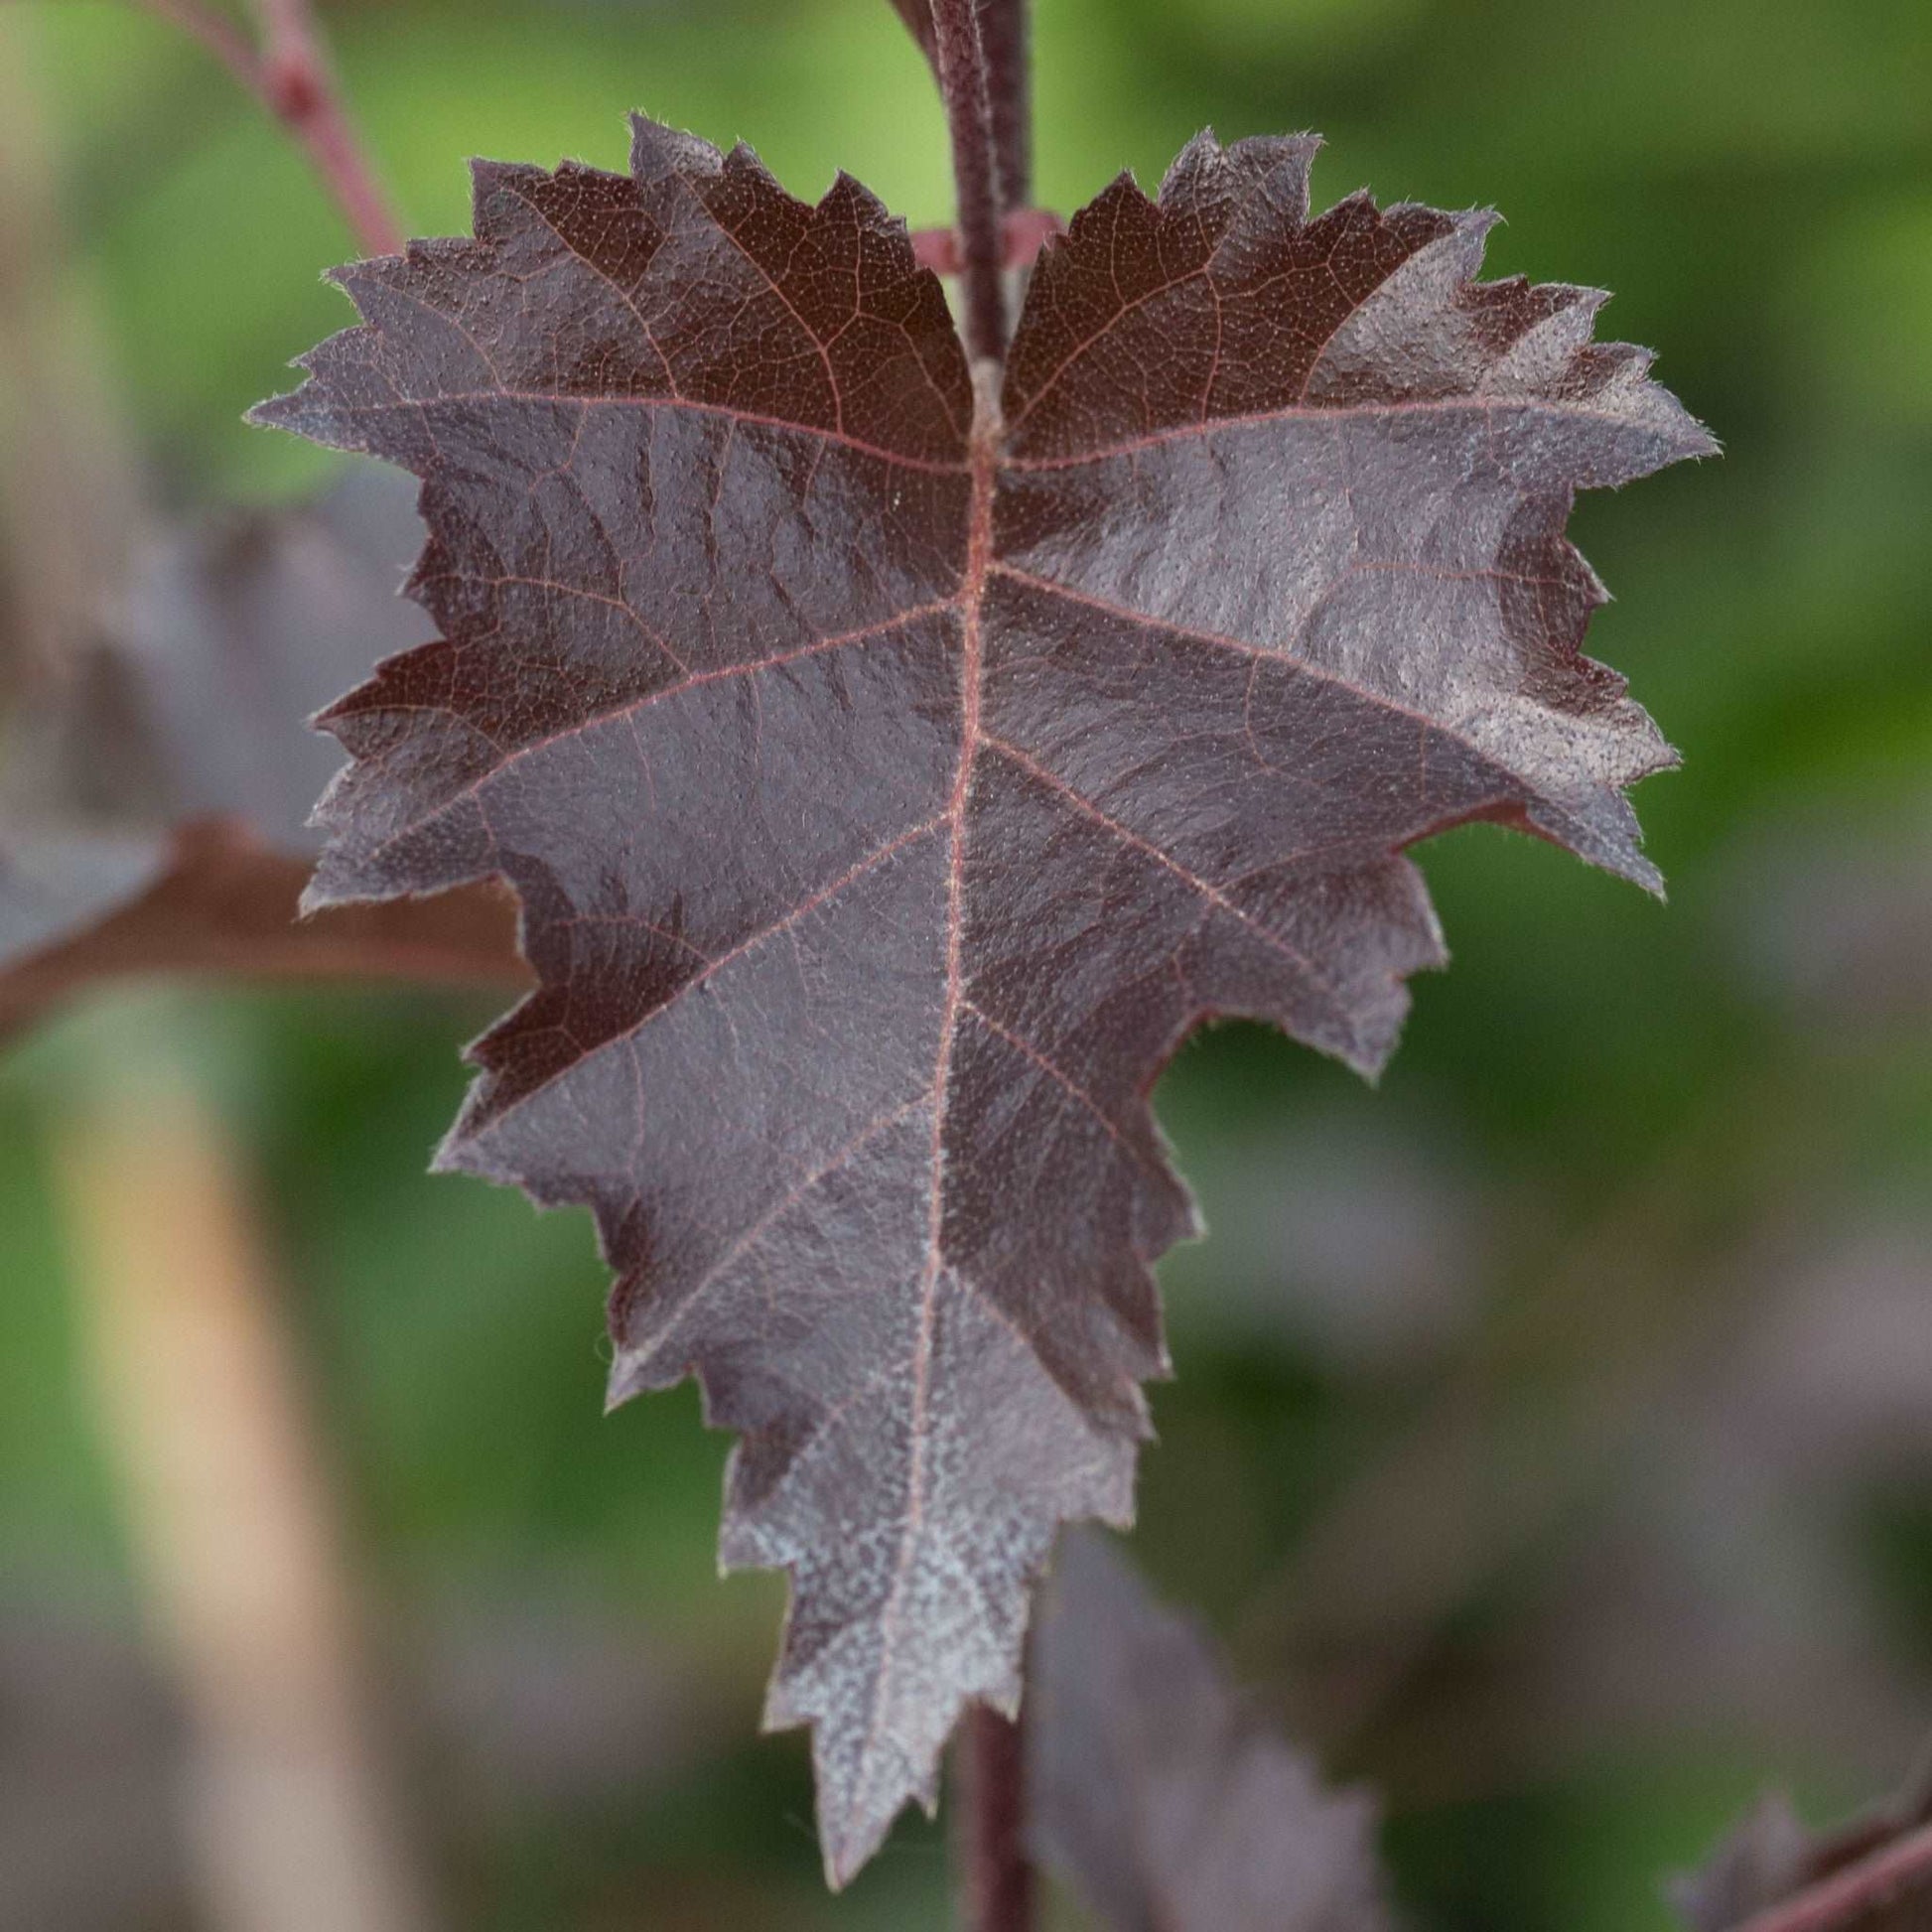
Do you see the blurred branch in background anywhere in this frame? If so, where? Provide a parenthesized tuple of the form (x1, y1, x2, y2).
(52, 1033, 441, 1932)
(1675, 1757, 1932, 1932)
(1735, 1829, 1932, 1932)
(119, 0, 402, 253)
(0, 822, 530, 1042)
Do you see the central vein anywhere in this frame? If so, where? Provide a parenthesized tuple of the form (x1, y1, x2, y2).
(850, 365, 1001, 1787)
(909, 363, 997, 1533)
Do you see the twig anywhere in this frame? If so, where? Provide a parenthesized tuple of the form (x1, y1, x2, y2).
(126, 0, 402, 256)
(0, 824, 531, 1044)
(1736, 1822, 1932, 1932)
(927, 0, 1007, 361)
(954, 1704, 1034, 1932)
(247, 0, 401, 255)
(976, 0, 1031, 211)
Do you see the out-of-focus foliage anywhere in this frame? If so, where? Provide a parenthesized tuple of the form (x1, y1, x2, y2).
(0, 472, 528, 1035)
(0, 0, 1926, 1927)
(1032, 1529, 1398, 1931)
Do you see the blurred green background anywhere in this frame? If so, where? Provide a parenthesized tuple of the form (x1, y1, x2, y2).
(1, 0, 1928, 1926)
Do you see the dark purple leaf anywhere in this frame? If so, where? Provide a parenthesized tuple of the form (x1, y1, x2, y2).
(1031, 1528, 1396, 1931)
(95, 468, 439, 851)
(4, 467, 432, 858)
(251, 114, 1709, 1880)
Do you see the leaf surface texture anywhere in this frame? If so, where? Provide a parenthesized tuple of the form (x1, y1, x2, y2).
(255, 114, 1710, 1879)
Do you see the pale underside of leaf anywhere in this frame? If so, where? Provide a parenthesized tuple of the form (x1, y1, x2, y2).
(251, 113, 1712, 1882)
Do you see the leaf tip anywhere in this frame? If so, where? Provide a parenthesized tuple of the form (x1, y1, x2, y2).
(1684, 416, 1725, 462)
(1344, 1031, 1401, 1088)
(626, 110, 721, 187)
(604, 1346, 648, 1415)
(425, 1124, 471, 1178)
(243, 389, 299, 436)
(465, 153, 518, 202)
(815, 1793, 900, 1893)
(1596, 831, 1670, 898)
(293, 845, 357, 920)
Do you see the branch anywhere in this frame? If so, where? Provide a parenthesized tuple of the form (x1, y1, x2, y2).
(954, 1704, 1034, 1932)
(0, 822, 530, 1044)
(1734, 1822, 1932, 1932)
(976, 0, 1031, 211)
(927, 0, 1006, 361)
(125, 0, 402, 256)
(247, 0, 401, 256)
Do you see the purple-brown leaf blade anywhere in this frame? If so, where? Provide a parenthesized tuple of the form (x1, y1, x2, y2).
(251, 115, 1709, 1883)
(1031, 1529, 1396, 1931)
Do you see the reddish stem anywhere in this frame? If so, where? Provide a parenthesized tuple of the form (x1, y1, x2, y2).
(927, 0, 1006, 362)
(128, 0, 401, 257)
(1736, 1822, 1932, 1932)
(250, 0, 401, 256)
(976, 0, 1031, 211)
(955, 1704, 1033, 1932)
